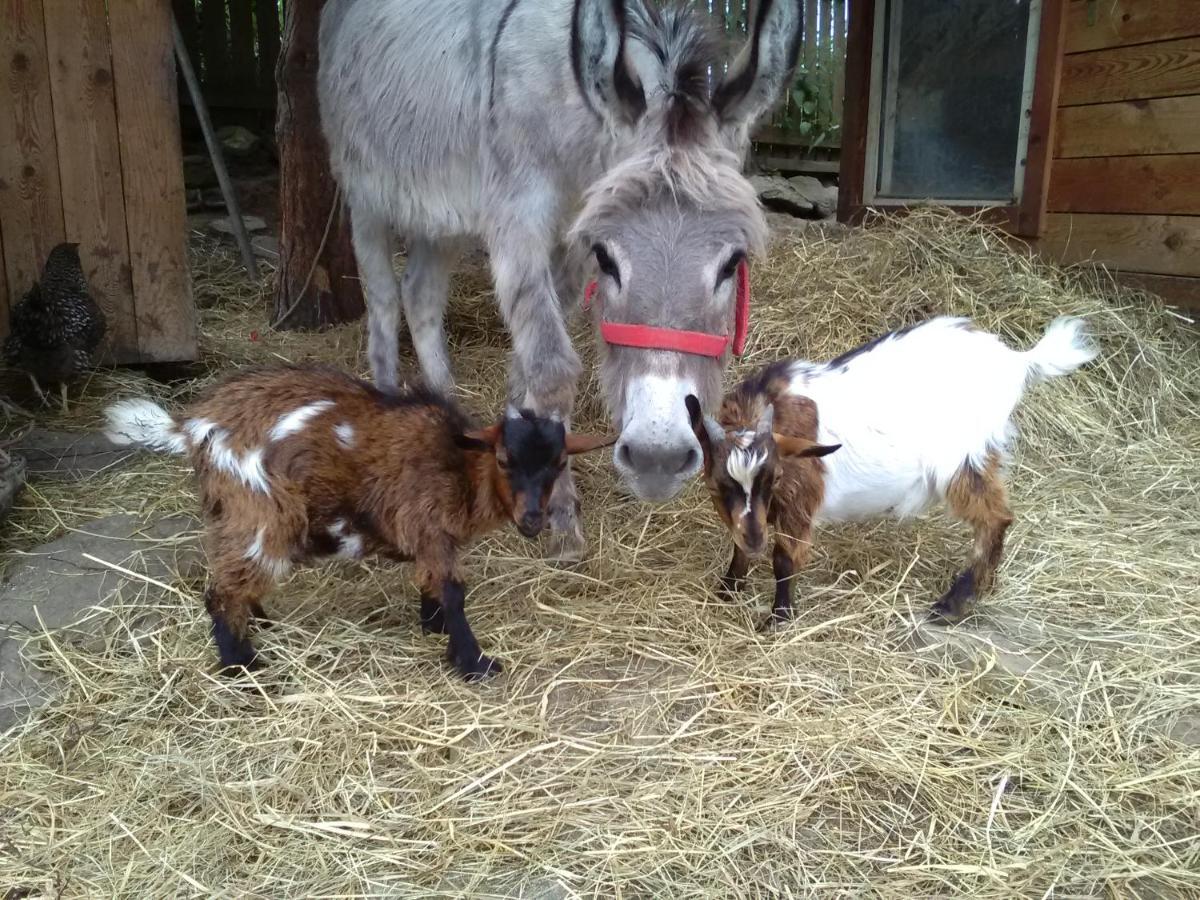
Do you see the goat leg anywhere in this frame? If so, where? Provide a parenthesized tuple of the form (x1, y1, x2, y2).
(438, 578, 501, 680)
(205, 585, 262, 673)
(717, 546, 750, 601)
(763, 527, 812, 631)
(419, 590, 447, 634)
(936, 455, 1013, 623)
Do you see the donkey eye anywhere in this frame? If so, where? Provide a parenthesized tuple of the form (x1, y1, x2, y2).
(593, 243, 621, 287)
(717, 251, 745, 286)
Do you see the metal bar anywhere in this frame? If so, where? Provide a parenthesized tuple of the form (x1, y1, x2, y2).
(169, 8, 259, 277)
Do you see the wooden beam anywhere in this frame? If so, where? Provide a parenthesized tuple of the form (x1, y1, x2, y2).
(1064, 0, 1200, 54)
(43, 0, 139, 364)
(836, 0, 873, 223)
(1114, 272, 1200, 310)
(1015, 0, 1067, 238)
(1040, 212, 1200, 277)
(0, 0, 65, 305)
(109, 0, 197, 362)
(1059, 37, 1200, 106)
(1048, 155, 1200, 216)
(0, 215, 7, 339)
(1055, 95, 1200, 158)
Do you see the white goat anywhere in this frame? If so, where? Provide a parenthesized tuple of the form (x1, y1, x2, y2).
(687, 316, 1098, 627)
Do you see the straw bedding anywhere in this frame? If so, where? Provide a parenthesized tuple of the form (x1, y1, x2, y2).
(1, 210, 1197, 897)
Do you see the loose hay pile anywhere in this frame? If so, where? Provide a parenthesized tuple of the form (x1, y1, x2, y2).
(2, 211, 1198, 897)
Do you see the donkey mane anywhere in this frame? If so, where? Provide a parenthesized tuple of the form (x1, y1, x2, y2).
(570, 142, 768, 253)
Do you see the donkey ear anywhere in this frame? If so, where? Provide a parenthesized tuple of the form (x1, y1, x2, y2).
(713, 0, 804, 133)
(571, 0, 646, 127)
(456, 424, 501, 452)
(565, 432, 617, 455)
(774, 434, 840, 459)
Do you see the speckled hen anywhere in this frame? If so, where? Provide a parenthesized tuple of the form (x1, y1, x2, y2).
(3, 243, 107, 408)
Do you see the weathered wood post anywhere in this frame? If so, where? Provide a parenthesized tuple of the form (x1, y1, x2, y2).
(273, 0, 363, 329)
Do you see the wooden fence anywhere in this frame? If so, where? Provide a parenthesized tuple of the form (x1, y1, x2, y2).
(173, 0, 281, 110)
(0, 0, 196, 362)
(173, 0, 848, 146)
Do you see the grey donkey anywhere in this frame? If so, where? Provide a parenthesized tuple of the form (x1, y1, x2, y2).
(319, 0, 802, 560)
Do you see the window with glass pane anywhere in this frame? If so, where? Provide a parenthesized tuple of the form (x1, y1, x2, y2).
(870, 0, 1041, 203)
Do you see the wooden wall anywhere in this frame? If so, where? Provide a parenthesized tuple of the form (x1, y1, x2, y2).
(0, 0, 196, 363)
(1040, 0, 1200, 307)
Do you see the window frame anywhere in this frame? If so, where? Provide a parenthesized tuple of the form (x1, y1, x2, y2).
(837, 0, 1067, 238)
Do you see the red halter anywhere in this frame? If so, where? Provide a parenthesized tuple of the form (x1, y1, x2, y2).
(583, 259, 751, 358)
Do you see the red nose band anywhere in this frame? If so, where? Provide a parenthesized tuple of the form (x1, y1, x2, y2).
(583, 259, 750, 359)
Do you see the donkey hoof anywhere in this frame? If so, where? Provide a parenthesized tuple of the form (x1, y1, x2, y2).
(545, 527, 587, 567)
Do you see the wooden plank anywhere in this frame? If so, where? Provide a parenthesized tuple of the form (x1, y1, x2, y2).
(1115, 272, 1200, 310)
(1048, 155, 1200, 216)
(255, 0, 280, 95)
(43, 0, 139, 364)
(1064, 0, 1200, 54)
(0, 0, 65, 305)
(835, 0, 873, 222)
(804, 0, 820, 73)
(1040, 212, 1200, 277)
(229, 0, 255, 91)
(200, 0, 229, 93)
(1055, 95, 1200, 158)
(0, 219, 8, 340)
(1015, 0, 1068, 238)
(830, 0, 846, 128)
(108, 0, 197, 362)
(751, 154, 841, 175)
(1059, 37, 1200, 105)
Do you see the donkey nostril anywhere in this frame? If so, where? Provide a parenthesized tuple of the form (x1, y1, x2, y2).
(618, 443, 635, 469)
(677, 448, 698, 474)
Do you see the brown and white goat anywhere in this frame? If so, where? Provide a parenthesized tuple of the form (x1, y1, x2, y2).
(687, 316, 1097, 628)
(105, 366, 611, 680)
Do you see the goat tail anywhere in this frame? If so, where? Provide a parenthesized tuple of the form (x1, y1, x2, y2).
(104, 398, 188, 455)
(1024, 316, 1098, 382)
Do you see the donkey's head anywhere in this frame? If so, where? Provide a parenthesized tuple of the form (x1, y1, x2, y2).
(567, 0, 803, 502)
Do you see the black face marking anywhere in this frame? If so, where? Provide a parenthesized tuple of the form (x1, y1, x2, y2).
(501, 411, 568, 519)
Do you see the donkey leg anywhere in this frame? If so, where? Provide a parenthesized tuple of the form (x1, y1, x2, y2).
(401, 237, 460, 394)
(489, 232, 585, 563)
(349, 206, 402, 392)
(935, 454, 1014, 622)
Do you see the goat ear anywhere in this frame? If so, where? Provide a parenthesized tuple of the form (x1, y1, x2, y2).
(456, 424, 501, 452)
(571, 0, 646, 128)
(685, 394, 708, 448)
(713, 0, 804, 134)
(565, 432, 617, 455)
(773, 434, 840, 459)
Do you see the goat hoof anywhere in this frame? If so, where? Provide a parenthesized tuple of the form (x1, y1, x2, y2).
(217, 654, 263, 677)
(928, 599, 968, 625)
(450, 650, 502, 681)
(421, 612, 448, 635)
(760, 608, 794, 632)
(716, 578, 746, 602)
